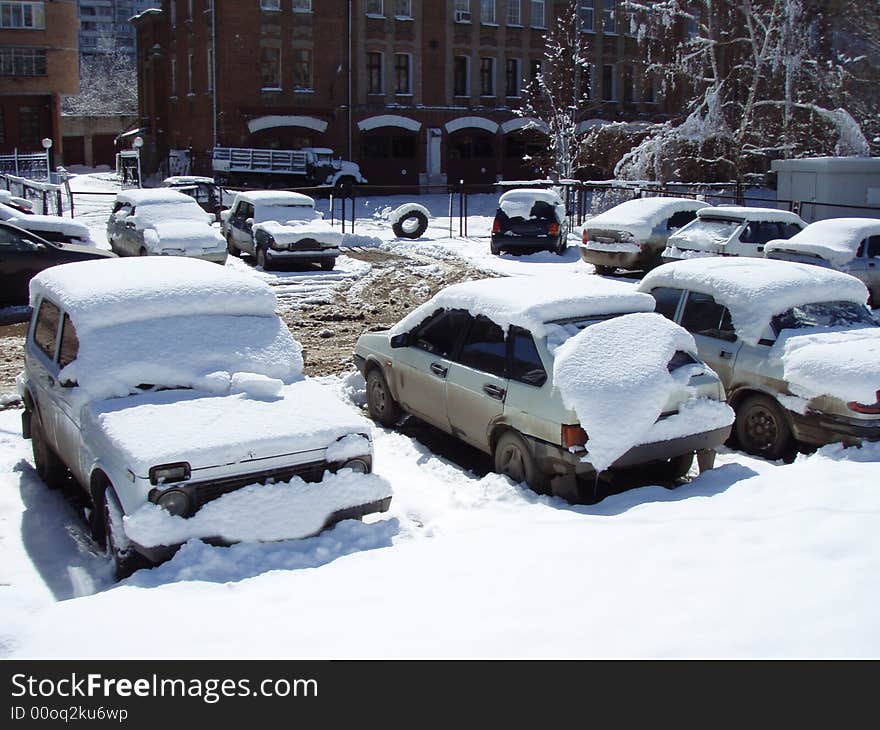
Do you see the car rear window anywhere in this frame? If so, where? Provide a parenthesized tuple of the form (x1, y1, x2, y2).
(33, 299, 60, 360)
(771, 301, 877, 333)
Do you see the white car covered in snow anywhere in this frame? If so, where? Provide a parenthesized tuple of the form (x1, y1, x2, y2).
(222, 191, 342, 271)
(354, 276, 733, 502)
(579, 197, 708, 274)
(18, 257, 391, 577)
(106, 188, 226, 263)
(0, 200, 94, 247)
(662, 206, 805, 262)
(764, 218, 880, 307)
(639, 258, 880, 460)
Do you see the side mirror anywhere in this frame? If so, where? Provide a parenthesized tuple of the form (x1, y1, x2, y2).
(245, 217, 253, 230)
(390, 333, 409, 349)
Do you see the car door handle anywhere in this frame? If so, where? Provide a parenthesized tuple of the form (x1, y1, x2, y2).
(430, 363, 448, 378)
(719, 350, 733, 359)
(483, 384, 506, 400)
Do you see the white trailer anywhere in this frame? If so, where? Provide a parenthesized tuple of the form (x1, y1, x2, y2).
(772, 157, 880, 223)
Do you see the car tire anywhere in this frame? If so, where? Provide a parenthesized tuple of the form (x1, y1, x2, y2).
(320, 258, 335, 271)
(593, 264, 615, 276)
(30, 407, 66, 490)
(256, 246, 273, 271)
(102, 486, 142, 580)
(735, 394, 795, 461)
(366, 369, 401, 428)
(493, 430, 550, 495)
(554, 236, 567, 255)
(226, 234, 240, 257)
(655, 451, 695, 484)
(392, 211, 429, 240)
(138, 247, 148, 257)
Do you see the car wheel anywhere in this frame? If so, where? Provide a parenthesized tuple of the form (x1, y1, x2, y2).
(102, 486, 142, 580)
(735, 394, 795, 461)
(593, 264, 615, 276)
(256, 246, 273, 271)
(554, 235, 567, 255)
(226, 234, 240, 257)
(366, 369, 401, 428)
(493, 430, 550, 495)
(320, 258, 335, 271)
(655, 451, 695, 484)
(30, 407, 66, 490)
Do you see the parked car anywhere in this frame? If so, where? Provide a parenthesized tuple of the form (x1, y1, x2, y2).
(0, 210, 94, 247)
(579, 197, 709, 274)
(0, 189, 34, 215)
(18, 257, 391, 577)
(662, 206, 806, 262)
(354, 276, 733, 502)
(638, 257, 880, 460)
(162, 175, 224, 220)
(764, 218, 880, 307)
(106, 188, 226, 263)
(0, 220, 114, 306)
(490, 188, 569, 255)
(221, 191, 341, 271)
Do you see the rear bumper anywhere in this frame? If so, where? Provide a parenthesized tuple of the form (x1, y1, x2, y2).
(579, 244, 649, 270)
(491, 234, 558, 252)
(789, 410, 880, 447)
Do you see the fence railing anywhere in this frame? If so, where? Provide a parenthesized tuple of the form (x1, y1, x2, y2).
(0, 151, 50, 182)
(0, 172, 71, 216)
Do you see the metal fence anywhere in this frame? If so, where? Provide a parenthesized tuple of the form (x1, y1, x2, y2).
(0, 172, 70, 216)
(0, 151, 50, 182)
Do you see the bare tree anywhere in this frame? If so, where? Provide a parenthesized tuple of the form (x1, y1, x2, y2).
(63, 34, 138, 116)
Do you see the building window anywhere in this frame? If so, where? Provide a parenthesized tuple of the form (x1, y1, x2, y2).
(505, 58, 521, 97)
(453, 56, 469, 96)
(481, 0, 495, 24)
(0, 47, 47, 76)
(18, 106, 41, 148)
(170, 0, 176, 28)
(366, 0, 383, 16)
(602, 63, 615, 100)
(261, 0, 281, 10)
(187, 52, 194, 93)
(394, 53, 411, 94)
(644, 73, 657, 103)
(454, 0, 471, 23)
(579, 0, 594, 32)
(170, 56, 177, 96)
(530, 0, 544, 28)
(394, 0, 411, 17)
(0, 1, 45, 29)
(507, 0, 521, 25)
(292, 0, 312, 11)
(261, 47, 281, 89)
(480, 57, 495, 96)
(602, 0, 616, 34)
(622, 64, 634, 103)
(292, 49, 312, 89)
(187, 0, 193, 20)
(367, 52, 383, 94)
(207, 46, 214, 91)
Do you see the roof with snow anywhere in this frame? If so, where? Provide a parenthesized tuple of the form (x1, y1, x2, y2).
(9, 214, 90, 237)
(639, 258, 870, 344)
(116, 188, 195, 206)
(697, 206, 805, 224)
(163, 176, 217, 186)
(764, 218, 880, 267)
(585, 197, 709, 238)
(233, 191, 315, 207)
(499, 188, 563, 206)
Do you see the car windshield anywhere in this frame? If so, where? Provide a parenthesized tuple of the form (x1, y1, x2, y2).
(254, 204, 316, 223)
(673, 218, 742, 249)
(771, 301, 877, 334)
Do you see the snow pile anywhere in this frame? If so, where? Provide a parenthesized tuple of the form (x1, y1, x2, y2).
(583, 197, 708, 241)
(229, 372, 284, 399)
(764, 218, 880, 267)
(390, 275, 654, 339)
(640, 258, 870, 344)
(253, 220, 343, 247)
(552, 312, 732, 472)
(778, 329, 880, 405)
(123, 470, 392, 547)
(8, 214, 92, 242)
(143, 221, 224, 252)
(389, 203, 430, 227)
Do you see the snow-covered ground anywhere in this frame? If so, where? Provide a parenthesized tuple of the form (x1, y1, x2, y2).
(1, 174, 878, 658)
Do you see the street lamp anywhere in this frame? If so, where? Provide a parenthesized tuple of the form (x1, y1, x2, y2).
(132, 136, 144, 188)
(41, 138, 52, 182)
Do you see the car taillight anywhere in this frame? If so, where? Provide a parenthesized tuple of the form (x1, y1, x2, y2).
(492, 216, 501, 234)
(582, 228, 589, 243)
(561, 424, 588, 448)
(548, 222, 559, 236)
(848, 391, 880, 414)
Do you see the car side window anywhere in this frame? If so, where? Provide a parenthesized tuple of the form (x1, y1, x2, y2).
(509, 327, 547, 386)
(781, 223, 803, 239)
(33, 299, 61, 361)
(0, 227, 40, 252)
(58, 314, 79, 368)
(680, 292, 736, 341)
(740, 221, 779, 245)
(865, 235, 880, 259)
(666, 210, 698, 230)
(650, 287, 684, 321)
(411, 309, 471, 358)
(457, 316, 506, 376)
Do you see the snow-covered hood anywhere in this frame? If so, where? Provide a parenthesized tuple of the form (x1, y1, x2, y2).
(10, 214, 92, 241)
(82, 379, 373, 477)
(776, 328, 880, 405)
(144, 221, 224, 252)
(254, 219, 343, 246)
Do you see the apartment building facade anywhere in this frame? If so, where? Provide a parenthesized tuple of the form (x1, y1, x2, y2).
(0, 0, 79, 160)
(134, 0, 675, 185)
(78, 0, 155, 58)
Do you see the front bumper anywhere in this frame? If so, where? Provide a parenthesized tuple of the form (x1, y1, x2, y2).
(267, 246, 341, 262)
(789, 410, 880, 447)
(159, 249, 228, 264)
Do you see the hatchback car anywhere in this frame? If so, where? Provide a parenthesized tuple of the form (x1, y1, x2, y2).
(354, 276, 733, 501)
(639, 258, 880, 460)
(18, 257, 391, 577)
(107, 188, 226, 263)
(490, 188, 569, 255)
(580, 197, 708, 274)
(764, 218, 880, 307)
(663, 206, 805, 262)
(0, 220, 114, 306)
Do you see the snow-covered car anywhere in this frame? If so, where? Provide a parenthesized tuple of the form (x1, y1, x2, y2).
(106, 188, 226, 263)
(302, 147, 367, 191)
(662, 206, 805, 262)
(490, 188, 569, 255)
(18, 257, 391, 577)
(639, 258, 880, 460)
(161, 175, 224, 220)
(764, 218, 880, 307)
(579, 197, 709, 274)
(0, 189, 34, 214)
(0, 209, 94, 246)
(222, 191, 341, 271)
(354, 276, 733, 502)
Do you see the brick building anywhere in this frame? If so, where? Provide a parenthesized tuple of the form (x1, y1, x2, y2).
(134, 0, 675, 186)
(0, 0, 80, 162)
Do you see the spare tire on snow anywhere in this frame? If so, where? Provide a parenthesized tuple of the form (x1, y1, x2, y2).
(390, 203, 430, 239)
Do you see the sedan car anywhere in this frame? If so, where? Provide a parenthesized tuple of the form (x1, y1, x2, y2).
(490, 188, 569, 255)
(579, 197, 708, 274)
(0, 220, 114, 305)
(663, 206, 805, 262)
(764, 218, 880, 306)
(107, 188, 226, 263)
(639, 257, 880, 460)
(355, 276, 733, 502)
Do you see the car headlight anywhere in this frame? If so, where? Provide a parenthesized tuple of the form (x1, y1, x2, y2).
(341, 458, 370, 474)
(149, 462, 191, 485)
(156, 489, 191, 517)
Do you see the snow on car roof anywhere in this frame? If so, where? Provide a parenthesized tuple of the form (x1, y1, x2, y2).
(585, 197, 709, 238)
(499, 188, 563, 206)
(764, 218, 880, 267)
(390, 275, 654, 338)
(639, 258, 870, 345)
(30, 257, 278, 333)
(234, 191, 315, 207)
(115, 188, 195, 206)
(162, 176, 216, 186)
(9, 214, 90, 237)
(697, 206, 805, 224)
